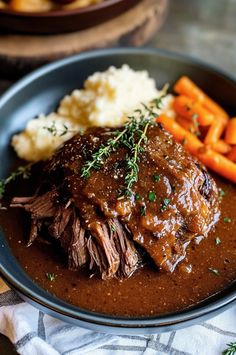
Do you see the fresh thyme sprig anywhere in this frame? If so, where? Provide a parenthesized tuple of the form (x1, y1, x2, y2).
(114, 89, 168, 198)
(81, 87, 168, 197)
(0, 163, 32, 199)
(81, 128, 128, 179)
(122, 119, 150, 197)
(81, 115, 141, 180)
(223, 342, 236, 355)
(43, 121, 77, 137)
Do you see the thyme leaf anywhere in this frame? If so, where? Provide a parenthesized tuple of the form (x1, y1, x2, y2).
(223, 342, 236, 355)
(46, 272, 56, 281)
(153, 174, 161, 182)
(208, 267, 220, 276)
(160, 198, 170, 212)
(219, 188, 225, 197)
(135, 194, 141, 201)
(148, 191, 156, 202)
(223, 217, 232, 223)
(140, 205, 146, 216)
(110, 223, 116, 232)
(0, 163, 32, 200)
(43, 121, 77, 137)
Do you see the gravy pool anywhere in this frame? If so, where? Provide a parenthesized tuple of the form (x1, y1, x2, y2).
(1, 175, 236, 317)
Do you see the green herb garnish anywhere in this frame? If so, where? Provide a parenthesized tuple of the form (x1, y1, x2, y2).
(153, 174, 161, 182)
(192, 113, 199, 122)
(223, 342, 236, 355)
(46, 273, 56, 281)
(135, 194, 141, 201)
(208, 267, 220, 276)
(223, 217, 232, 223)
(219, 188, 225, 197)
(148, 191, 156, 202)
(123, 119, 152, 197)
(81, 128, 129, 179)
(190, 114, 201, 136)
(0, 163, 32, 200)
(215, 237, 221, 245)
(160, 198, 170, 212)
(43, 121, 77, 137)
(110, 224, 116, 232)
(81, 89, 168, 198)
(140, 206, 146, 216)
(191, 114, 199, 129)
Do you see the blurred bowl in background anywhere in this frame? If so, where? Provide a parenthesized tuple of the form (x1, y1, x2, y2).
(0, 0, 140, 34)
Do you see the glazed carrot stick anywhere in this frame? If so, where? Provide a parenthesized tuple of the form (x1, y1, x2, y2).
(173, 96, 215, 126)
(157, 115, 236, 183)
(174, 76, 204, 101)
(157, 115, 187, 142)
(204, 119, 226, 145)
(227, 146, 236, 162)
(198, 149, 236, 183)
(211, 140, 232, 155)
(225, 118, 236, 145)
(176, 115, 200, 135)
(174, 76, 229, 120)
(157, 115, 203, 155)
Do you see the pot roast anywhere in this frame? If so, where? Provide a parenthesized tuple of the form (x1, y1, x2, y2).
(11, 124, 220, 279)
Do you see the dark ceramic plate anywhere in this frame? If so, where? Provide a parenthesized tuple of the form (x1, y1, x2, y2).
(0, 0, 139, 34)
(0, 48, 236, 334)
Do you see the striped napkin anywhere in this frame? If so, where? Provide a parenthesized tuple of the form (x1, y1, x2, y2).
(0, 278, 236, 355)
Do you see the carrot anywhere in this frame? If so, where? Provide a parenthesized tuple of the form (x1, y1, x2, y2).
(173, 95, 215, 126)
(157, 115, 236, 183)
(176, 115, 200, 136)
(211, 140, 232, 155)
(174, 76, 229, 120)
(225, 118, 236, 145)
(174, 76, 204, 101)
(198, 149, 236, 183)
(157, 115, 203, 155)
(9, 0, 52, 11)
(227, 146, 236, 162)
(204, 119, 226, 145)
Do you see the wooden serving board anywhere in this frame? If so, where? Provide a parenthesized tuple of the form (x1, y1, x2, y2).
(0, 0, 169, 80)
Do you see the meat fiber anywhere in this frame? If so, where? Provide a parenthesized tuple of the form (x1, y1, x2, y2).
(11, 125, 220, 279)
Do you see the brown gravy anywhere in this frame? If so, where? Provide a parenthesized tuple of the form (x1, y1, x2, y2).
(0, 174, 236, 317)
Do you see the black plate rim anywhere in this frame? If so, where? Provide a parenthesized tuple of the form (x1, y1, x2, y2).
(0, 47, 236, 330)
(1, 47, 236, 109)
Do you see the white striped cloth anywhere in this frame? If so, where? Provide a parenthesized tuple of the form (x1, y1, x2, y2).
(0, 279, 236, 355)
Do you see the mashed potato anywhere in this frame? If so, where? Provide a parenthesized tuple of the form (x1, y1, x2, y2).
(58, 65, 160, 127)
(11, 113, 80, 162)
(12, 65, 175, 162)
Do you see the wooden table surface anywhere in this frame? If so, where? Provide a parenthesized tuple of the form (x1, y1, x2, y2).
(1, 0, 236, 353)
